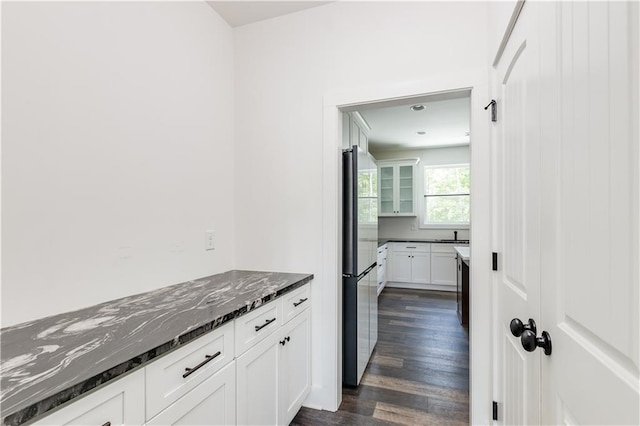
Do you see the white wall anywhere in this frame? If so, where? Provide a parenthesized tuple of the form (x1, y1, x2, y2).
(1, 2, 235, 326)
(371, 146, 471, 240)
(233, 1, 488, 410)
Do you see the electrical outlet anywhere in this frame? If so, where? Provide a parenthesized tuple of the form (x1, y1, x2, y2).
(205, 230, 215, 250)
(411, 223, 417, 231)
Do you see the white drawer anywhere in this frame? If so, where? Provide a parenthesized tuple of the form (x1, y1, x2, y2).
(145, 321, 234, 420)
(390, 242, 430, 253)
(235, 300, 281, 356)
(282, 284, 311, 324)
(34, 369, 145, 426)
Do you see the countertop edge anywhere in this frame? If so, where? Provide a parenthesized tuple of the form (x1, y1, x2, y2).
(3, 273, 313, 426)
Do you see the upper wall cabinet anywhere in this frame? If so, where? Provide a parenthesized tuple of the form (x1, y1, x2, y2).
(378, 160, 418, 217)
(344, 112, 370, 152)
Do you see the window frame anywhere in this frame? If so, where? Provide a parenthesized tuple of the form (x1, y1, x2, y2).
(419, 163, 470, 229)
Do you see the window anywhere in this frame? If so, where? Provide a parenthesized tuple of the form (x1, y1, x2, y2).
(358, 168, 378, 224)
(422, 164, 470, 226)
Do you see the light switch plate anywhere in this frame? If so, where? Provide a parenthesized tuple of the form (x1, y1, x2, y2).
(205, 230, 215, 250)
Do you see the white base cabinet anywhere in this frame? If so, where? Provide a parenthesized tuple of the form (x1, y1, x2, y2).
(147, 362, 236, 426)
(33, 283, 312, 426)
(388, 243, 431, 284)
(33, 370, 145, 426)
(236, 308, 311, 426)
(430, 245, 458, 287)
(387, 243, 465, 290)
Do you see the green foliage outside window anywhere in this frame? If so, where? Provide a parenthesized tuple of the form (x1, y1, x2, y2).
(424, 165, 470, 225)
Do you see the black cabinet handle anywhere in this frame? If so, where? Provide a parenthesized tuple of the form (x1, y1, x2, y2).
(279, 336, 291, 346)
(102, 422, 111, 426)
(293, 298, 308, 307)
(183, 351, 221, 378)
(255, 317, 276, 332)
(406, 246, 417, 249)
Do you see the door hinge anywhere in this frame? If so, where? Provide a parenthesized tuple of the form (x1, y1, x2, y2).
(484, 99, 497, 122)
(492, 252, 498, 271)
(492, 401, 498, 421)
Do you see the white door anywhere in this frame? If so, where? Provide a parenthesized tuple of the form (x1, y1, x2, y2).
(539, 2, 639, 424)
(390, 251, 412, 282)
(280, 309, 311, 426)
(494, 1, 640, 424)
(236, 332, 279, 426)
(411, 252, 430, 284)
(493, 1, 542, 423)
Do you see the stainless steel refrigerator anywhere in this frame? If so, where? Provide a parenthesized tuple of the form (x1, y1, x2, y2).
(343, 145, 378, 387)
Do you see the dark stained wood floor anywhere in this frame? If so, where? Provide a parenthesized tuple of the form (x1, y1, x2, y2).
(291, 288, 469, 425)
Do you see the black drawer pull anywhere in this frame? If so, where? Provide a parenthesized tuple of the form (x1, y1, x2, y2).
(293, 298, 308, 307)
(102, 423, 111, 426)
(406, 246, 417, 249)
(182, 351, 221, 378)
(255, 317, 276, 332)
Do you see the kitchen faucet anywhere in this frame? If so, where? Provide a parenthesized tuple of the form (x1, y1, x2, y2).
(454, 231, 458, 241)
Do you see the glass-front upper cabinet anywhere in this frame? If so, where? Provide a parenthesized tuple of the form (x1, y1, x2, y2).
(377, 160, 418, 217)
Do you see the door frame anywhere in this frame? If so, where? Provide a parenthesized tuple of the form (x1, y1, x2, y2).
(318, 68, 493, 423)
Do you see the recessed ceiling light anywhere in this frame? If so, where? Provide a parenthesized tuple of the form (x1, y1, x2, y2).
(416, 131, 426, 135)
(410, 105, 425, 111)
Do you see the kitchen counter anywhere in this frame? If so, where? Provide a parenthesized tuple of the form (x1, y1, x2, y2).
(454, 246, 470, 264)
(379, 238, 470, 247)
(0, 270, 313, 426)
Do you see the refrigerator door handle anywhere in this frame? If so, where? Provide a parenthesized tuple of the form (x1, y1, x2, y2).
(357, 262, 378, 280)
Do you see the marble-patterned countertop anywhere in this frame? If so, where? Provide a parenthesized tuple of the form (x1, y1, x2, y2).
(0, 270, 312, 426)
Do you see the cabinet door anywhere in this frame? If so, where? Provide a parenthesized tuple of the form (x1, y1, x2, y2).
(147, 362, 236, 426)
(430, 252, 457, 286)
(236, 331, 279, 426)
(279, 309, 311, 426)
(378, 165, 395, 215)
(410, 252, 431, 284)
(389, 251, 412, 282)
(397, 164, 414, 214)
(34, 370, 144, 426)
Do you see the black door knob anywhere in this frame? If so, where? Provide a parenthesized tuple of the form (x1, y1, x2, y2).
(510, 318, 537, 337)
(521, 330, 552, 356)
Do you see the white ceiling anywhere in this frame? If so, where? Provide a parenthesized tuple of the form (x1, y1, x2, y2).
(207, 1, 332, 28)
(358, 91, 471, 152)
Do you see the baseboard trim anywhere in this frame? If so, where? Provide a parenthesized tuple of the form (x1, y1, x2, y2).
(385, 281, 456, 292)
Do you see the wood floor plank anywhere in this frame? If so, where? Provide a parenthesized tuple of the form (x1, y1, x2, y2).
(291, 288, 469, 425)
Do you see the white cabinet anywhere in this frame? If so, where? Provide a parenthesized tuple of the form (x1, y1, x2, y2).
(378, 161, 418, 216)
(236, 284, 312, 426)
(30, 283, 312, 426)
(430, 244, 458, 287)
(376, 244, 388, 295)
(147, 362, 236, 426)
(33, 369, 145, 426)
(345, 112, 370, 152)
(388, 243, 431, 283)
(279, 309, 311, 426)
(236, 330, 280, 425)
(146, 322, 235, 420)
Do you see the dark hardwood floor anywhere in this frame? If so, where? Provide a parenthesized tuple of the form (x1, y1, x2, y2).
(291, 288, 469, 425)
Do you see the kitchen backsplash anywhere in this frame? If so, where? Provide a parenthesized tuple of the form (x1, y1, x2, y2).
(378, 217, 470, 240)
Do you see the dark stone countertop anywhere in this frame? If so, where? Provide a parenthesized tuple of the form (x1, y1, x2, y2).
(378, 238, 470, 247)
(0, 270, 313, 426)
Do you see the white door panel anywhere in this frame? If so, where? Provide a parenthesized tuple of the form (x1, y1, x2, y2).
(494, 1, 639, 424)
(540, 2, 640, 424)
(494, 1, 541, 423)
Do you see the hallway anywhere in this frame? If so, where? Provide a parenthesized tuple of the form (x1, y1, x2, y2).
(292, 288, 469, 425)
